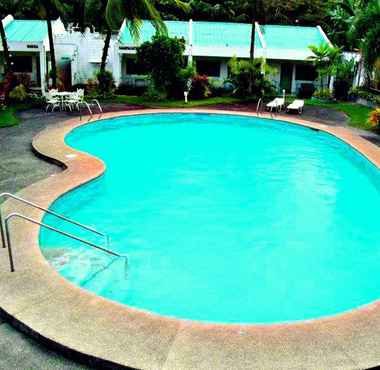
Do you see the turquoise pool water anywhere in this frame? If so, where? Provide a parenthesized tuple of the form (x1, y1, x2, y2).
(40, 113, 380, 324)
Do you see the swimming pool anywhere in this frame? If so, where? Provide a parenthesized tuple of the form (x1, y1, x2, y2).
(39, 113, 380, 324)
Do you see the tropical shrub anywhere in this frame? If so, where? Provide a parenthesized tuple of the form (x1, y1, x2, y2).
(9, 84, 28, 101)
(333, 58, 356, 100)
(136, 35, 186, 98)
(297, 83, 316, 99)
(15, 73, 31, 91)
(367, 108, 380, 129)
(2, 72, 17, 98)
(145, 81, 167, 101)
(308, 44, 341, 90)
(96, 70, 115, 97)
(313, 88, 333, 100)
(350, 87, 380, 106)
(228, 57, 275, 99)
(190, 75, 211, 99)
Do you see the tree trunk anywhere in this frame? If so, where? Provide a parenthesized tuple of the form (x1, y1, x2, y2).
(100, 28, 112, 74)
(248, 21, 255, 95)
(250, 21, 255, 61)
(0, 19, 11, 74)
(47, 18, 57, 89)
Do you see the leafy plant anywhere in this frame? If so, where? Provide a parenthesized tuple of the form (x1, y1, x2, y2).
(313, 88, 333, 100)
(96, 70, 115, 96)
(228, 57, 275, 99)
(367, 108, 380, 128)
(9, 84, 28, 101)
(136, 34, 186, 98)
(349, 0, 380, 86)
(190, 75, 211, 99)
(308, 44, 342, 90)
(333, 58, 356, 100)
(350, 87, 380, 105)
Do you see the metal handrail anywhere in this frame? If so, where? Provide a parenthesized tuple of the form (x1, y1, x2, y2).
(4, 213, 126, 272)
(0, 192, 109, 249)
(256, 98, 262, 115)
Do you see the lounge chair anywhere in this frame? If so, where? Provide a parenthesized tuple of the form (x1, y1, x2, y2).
(266, 98, 285, 112)
(286, 99, 304, 114)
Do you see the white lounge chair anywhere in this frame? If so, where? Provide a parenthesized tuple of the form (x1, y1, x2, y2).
(286, 99, 304, 114)
(266, 97, 285, 112)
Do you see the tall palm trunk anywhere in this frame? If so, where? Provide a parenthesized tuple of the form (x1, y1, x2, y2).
(250, 21, 255, 61)
(47, 18, 57, 89)
(248, 21, 255, 95)
(0, 19, 11, 74)
(100, 27, 112, 73)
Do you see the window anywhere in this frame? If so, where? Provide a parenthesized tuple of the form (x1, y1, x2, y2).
(125, 58, 146, 75)
(295, 64, 317, 81)
(197, 60, 220, 77)
(11, 56, 33, 73)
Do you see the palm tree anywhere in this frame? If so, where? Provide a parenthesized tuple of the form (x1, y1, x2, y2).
(350, 0, 380, 85)
(248, 0, 265, 61)
(81, 0, 114, 76)
(33, 0, 64, 89)
(0, 1, 20, 74)
(106, 0, 167, 45)
(308, 44, 342, 90)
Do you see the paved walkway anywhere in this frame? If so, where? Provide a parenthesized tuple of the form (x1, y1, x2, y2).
(0, 104, 377, 369)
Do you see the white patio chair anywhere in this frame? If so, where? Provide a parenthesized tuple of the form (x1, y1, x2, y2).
(45, 91, 60, 112)
(266, 98, 285, 112)
(286, 99, 304, 114)
(66, 89, 103, 115)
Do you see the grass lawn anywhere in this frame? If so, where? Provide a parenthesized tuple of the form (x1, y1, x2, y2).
(0, 106, 20, 128)
(112, 95, 244, 108)
(113, 95, 373, 130)
(306, 99, 373, 130)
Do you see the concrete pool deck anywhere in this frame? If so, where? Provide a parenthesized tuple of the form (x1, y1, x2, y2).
(1, 109, 380, 369)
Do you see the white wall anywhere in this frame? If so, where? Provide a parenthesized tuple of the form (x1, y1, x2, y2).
(54, 29, 119, 85)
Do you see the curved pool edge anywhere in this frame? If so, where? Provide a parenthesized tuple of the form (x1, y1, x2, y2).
(1, 109, 380, 369)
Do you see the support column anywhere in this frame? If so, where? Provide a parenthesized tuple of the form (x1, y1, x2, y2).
(188, 19, 193, 65)
(291, 64, 296, 94)
(40, 47, 47, 95)
(329, 76, 335, 91)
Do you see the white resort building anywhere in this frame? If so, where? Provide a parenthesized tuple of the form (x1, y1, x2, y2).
(1, 15, 336, 94)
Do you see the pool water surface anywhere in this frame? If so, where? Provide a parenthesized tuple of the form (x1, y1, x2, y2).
(40, 113, 380, 324)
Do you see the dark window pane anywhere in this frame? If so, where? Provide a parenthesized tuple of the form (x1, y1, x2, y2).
(295, 64, 317, 81)
(12, 56, 33, 73)
(125, 58, 146, 75)
(197, 60, 220, 77)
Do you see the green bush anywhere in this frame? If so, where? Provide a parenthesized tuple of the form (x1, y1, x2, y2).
(190, 75, 211, 99)
(313, 88, 333, 100)
(137, 35, 187, 99)
(367, 107, 380, 129)
(95, 70, 115, 98)
(9, 84, 28, 102)
(228, 57, 275, 99)
(350, 87, 380, 105)
(333, 58, 355, 101)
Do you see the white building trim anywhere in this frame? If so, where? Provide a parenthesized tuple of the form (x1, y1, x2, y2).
(188, 19, 193, 65)
(317, 25, 333, 47)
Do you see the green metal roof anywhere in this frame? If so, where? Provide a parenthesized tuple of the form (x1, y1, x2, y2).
(119, 20, 327, 52)
(120, 21, 188, 45)
(5, 20, 48, 43)
(192, 21, 262, 49)
(120, 20, 263, 48)
(261, 25, 326, 50)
